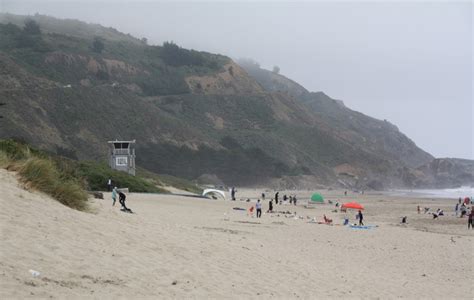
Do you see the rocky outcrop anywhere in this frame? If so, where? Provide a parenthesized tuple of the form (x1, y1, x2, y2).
(416, 158, 473, 188)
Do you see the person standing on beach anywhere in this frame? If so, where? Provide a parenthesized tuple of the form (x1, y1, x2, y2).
(256, 199, 262, 218)
(468, 208, 473, 229)
(268, 199, 273, 212)
(357, 210, 364, 226)
(112, 186, 117, 206)
(275, 192, 279, 205)
(455, 203, 459, 217)
(231, 187, 236, 201)
(293, 195, 297, 206)
(107, 178, 112, 192)
(262, 192, 265, 200)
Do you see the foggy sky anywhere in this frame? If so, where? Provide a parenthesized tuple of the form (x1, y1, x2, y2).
(2, 0, 472, 159)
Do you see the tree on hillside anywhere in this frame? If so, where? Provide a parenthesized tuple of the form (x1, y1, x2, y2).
(23, 19, 41, 35)
(236, 58, 260, 70)
(161, 41, 206, 67)
(92, 37, 105, 53)
(272, 65, 280, 74)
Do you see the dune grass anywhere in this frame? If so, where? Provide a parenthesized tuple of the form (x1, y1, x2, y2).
(0, 139, 89, 211)
(17, 157, 88, 211)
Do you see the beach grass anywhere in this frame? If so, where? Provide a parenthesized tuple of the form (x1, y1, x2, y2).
(18, 157, 89, 211)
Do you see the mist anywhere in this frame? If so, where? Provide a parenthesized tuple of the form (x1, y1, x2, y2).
(2, 0, 472, 159)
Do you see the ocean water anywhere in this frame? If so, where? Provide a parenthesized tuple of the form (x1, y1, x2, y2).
(388, 186, 473, 199)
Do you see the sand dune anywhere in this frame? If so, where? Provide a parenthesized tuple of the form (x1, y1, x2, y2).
(0, 169, 472, 299)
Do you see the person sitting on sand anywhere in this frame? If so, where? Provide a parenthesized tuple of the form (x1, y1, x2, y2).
(248, 206, 254, 217)
(256, 199, 262, 218)
(401, 216, 407, 224)
(357, 210, 364, 226)
(323, 215, 332, 224)
(424, 207, 430, 214)
(118, 191, 131, 212)
(460, 204, 467, 218)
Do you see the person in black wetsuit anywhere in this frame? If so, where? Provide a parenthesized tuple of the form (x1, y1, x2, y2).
(357, 210, 364, 226)
(118, 191, 131, 212)
(268, 199, 273, 213)
(274, 192, 279, 205)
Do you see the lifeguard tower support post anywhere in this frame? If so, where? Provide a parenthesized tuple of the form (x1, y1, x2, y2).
(108, 140, 136, 176)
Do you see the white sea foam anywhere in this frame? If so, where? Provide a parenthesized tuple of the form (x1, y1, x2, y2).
(389, 186, 473, 199)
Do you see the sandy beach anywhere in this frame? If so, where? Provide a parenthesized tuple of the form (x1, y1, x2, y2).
(1, 168, 472, 299)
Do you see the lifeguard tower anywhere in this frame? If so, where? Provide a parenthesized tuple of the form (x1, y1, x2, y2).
(108, 140, 136, 176)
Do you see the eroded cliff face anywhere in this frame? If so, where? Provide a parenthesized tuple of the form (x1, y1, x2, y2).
(185, 62, 264, 95)
(415, 158, 473, 188)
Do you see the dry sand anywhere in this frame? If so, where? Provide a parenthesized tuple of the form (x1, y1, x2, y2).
(0, 168, 472, 299)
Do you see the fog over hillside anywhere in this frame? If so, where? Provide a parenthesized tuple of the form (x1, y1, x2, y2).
(1, 0, 472, 160)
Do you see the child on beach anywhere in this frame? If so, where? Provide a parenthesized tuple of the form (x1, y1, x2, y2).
(112, 187, 117, 206)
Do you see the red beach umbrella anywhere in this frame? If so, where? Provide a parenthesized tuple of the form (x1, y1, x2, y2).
(342, 202, 364, 210)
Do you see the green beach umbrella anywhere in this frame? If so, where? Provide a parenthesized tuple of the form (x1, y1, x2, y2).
(310, 193, 324, 203)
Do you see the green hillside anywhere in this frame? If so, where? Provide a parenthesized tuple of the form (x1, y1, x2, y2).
(0, 14, 437, 189)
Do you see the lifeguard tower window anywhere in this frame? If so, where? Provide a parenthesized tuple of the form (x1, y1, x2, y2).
(114, 143, 129, 149)
(116, 157, 128, 166)
(108, 140, 136, 176)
